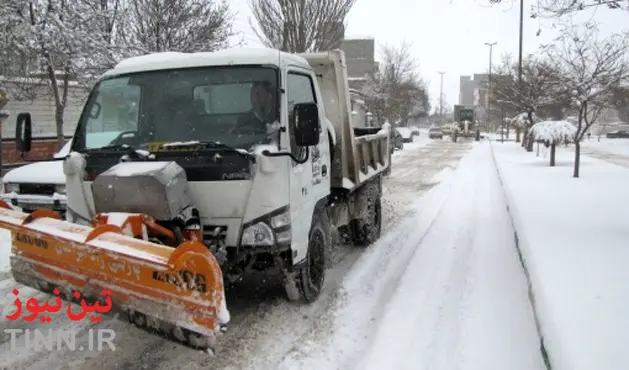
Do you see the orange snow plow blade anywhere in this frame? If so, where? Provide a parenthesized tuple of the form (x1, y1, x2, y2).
(0, 201, 227, 350)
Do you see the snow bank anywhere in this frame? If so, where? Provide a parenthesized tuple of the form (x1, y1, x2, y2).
(491, 142, 629, 370)
(0, 229, 9, 271)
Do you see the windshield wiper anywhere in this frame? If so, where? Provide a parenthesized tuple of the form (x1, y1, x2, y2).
(87, 144, 154, 160)
(162, 141, 256, 161)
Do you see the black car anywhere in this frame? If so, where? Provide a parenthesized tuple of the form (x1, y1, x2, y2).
(606, 130, 629, 139)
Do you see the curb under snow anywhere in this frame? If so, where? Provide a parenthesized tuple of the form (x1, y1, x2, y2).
(488, 141, 552, 370)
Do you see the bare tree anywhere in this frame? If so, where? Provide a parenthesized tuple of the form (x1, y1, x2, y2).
(488, 53, 567, 150)
(543, 24, 629, 177)
(489, 0, 628, 18)
(0, 0, 127, 148)
(127, 0, 236, 53)
(248, 0, 356, 52)
(361, 42, 429, 126)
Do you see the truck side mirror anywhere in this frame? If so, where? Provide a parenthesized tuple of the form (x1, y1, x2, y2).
(293, 102, 320, 146)
(16, 112, 32, 153)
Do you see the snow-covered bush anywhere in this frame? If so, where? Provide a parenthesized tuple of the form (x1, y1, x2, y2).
(529, 120, 577, 166)
(529, 120, 576, 144)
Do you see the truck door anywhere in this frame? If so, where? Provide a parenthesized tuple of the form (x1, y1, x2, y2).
(286, 69, 330, 263)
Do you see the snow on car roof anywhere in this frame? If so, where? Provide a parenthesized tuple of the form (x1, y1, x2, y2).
(104, 48, 312, 77)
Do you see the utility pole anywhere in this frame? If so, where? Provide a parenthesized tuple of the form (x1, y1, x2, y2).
(485, 42, 497, 131)
(518, 0, 524, 83)
(438, 71, 446, 122)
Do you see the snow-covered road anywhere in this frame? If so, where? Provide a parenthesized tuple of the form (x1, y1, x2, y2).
(0, 139, 545, 369)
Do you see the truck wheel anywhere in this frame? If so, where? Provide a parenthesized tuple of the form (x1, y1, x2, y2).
(351, 182, 382, 246)
(296, 210, 330, 302)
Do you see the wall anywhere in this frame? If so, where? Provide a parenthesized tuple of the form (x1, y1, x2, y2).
(1, 78, 88, 165)
(1, 79, 89, 139)
(1, 137, 71, 165)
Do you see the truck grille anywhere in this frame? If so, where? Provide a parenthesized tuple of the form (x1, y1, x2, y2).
(19, 183, 55, 195)
(203, 225, 227, 241)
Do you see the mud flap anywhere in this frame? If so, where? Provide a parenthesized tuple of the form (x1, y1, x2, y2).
(0, 202, 228, 350)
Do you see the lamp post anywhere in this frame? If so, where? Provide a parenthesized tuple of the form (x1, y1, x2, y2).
(438, 71, 446, 122)
(518, 0, 524, 82)
(484, 42, 497, 131)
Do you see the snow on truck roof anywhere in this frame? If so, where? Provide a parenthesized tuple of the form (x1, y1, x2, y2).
(105, 48, 313, 77)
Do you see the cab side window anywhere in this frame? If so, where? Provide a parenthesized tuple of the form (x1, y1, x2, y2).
(287, 72, 317, 160)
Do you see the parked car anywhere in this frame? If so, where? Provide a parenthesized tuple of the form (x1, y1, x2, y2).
(1, 131, 121, 218)
(1, 141, 71, 216)
(606, 130, 629, 139)
(410, 126, 420, 136)
(396, 127, 413, 143)
(391, 129, 404, 151)
(428, 127, 443, 139)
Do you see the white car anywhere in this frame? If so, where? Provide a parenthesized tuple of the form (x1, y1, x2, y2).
(2, 141, 70, 215)
(396, 127, 414, 143)
(1, 132, 121, 216)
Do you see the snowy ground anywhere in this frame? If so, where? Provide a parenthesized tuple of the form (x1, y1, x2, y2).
(492, 141, 629, 370)
(580, 138, 629, 168)
(0, 139, 546, 370)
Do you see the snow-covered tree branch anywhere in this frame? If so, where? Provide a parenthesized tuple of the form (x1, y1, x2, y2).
(489, 53, 568, 150)
(248, 0, 355, 52)
(489, 0, 628, 18)
(360, 42, 430, 126)
(543, 24, 629, 177)
(127, 0, 237, 53)
(0, 0, 132, 147)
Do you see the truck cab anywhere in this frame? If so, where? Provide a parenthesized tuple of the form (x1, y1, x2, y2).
(13, 48, 389, 303)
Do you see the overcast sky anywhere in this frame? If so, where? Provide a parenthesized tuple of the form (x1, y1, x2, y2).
(229, 0, 628, 113)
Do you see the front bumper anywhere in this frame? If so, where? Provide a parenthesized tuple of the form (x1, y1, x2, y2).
(0, 193, 67, 213)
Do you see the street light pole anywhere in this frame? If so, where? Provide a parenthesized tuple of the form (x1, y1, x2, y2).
(484, 42, 497, 131)
(438, 71, 446, 121)
(518, 0, 524, 83)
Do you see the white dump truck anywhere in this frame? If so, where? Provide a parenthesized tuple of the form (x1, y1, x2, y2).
(0, 48, 390, 352)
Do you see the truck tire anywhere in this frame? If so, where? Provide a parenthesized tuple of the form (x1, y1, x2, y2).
(295, 209, 330, 302)
(351, 180, 382, 246)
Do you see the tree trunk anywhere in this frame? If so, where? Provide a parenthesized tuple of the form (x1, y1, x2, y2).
(515, 127, 521, 143)
(550, 143, 556, 166)
(573, 141, 580, 178)
(55, 104, 65, 150)
(526, 133, 534, 152)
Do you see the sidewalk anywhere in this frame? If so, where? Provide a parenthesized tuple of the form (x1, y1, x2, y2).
(491, 142, 629, 370)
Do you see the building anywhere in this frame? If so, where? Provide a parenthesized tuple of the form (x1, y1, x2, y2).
(459, 73, 490, 107)
(1, 76, 86, 166)
(340, 38, 379, 91)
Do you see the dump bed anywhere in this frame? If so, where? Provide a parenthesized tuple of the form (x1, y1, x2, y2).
(299, 50, 390, 191)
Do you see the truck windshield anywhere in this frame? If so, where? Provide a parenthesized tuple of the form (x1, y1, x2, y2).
(75, 66, 279, 152)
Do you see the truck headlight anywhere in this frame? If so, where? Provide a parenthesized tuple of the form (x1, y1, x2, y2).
(4, 183, 19, 193)
(270, 211, 290, 229)
(240, 222, 274, 246)
(55, 184, 66, 194)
